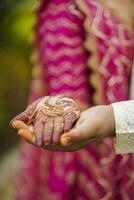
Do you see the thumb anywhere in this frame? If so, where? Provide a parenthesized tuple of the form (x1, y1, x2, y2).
(11, 120, 28, 130)
(18, 127, 35, 144)
(60, 129, 80, 146)
(10, 112, 29, 127)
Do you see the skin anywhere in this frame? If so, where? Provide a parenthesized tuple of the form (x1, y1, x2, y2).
(11, 104, 115, 152)
(10, 96, 80, 146)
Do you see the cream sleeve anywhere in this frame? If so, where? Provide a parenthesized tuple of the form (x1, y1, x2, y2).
(112, 100, 134, 154)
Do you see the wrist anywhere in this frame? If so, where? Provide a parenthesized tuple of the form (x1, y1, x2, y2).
(106, 105, 115, 137)
(96, 105, 115, 139)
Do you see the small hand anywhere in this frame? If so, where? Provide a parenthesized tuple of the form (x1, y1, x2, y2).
(10, 96, 80, 146)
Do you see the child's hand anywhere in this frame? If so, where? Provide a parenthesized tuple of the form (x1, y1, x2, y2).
(10, 96, 80, 146)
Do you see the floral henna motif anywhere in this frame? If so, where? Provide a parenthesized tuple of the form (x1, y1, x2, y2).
(45, 104, 64, 117)
(34, 97, 79, 145)
(25, 103, 37, 117)
(22, 97, 46, 122)
(34, 108, 48, 122)
(58, 98, 80, 116)
(11, 96, 80, 146)
(24, 102, 39, 124)
(10, 100, 39, 126)
(64, 112, 77, 121)
(33, 97, 79, 121)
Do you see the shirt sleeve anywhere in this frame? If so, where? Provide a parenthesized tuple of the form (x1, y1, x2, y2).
(112, 100, 134, 154)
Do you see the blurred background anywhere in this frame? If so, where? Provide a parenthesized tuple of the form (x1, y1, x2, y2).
(0, 1, 134, 200)
(0, 0, 36, 199)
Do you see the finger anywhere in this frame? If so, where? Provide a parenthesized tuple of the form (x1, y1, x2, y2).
(43, 117, 54, 145)
(73, 100, 87, 111)
(63, 119, 74, 132)
(28, 124, 34, 133)
(63, 112, 77, 132)
(52, 116, 63, 144)
(18, 129, 35, 144)
(34, 121, 44, 146)
(11, 120, 28, 130)
(10, 112, 29, 127)
(56, 94, 65, 99)
(60, 129, 80, 146)
(10, 99, 40, 127)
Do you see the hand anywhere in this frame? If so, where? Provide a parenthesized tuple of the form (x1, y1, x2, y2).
(10, 105, 115, 152)
(10, 96, 80, 146)
(60, 105, 115, 150)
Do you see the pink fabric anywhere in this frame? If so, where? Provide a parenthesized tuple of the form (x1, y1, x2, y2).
(15, 0, 134, 200)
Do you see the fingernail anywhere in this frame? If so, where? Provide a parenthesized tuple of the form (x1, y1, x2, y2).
(36, 139, 42, 146)
(9, 121, 13, 127)
(10, 121, 15, 128)
(28, 125, 34, 133)
(11, 121, 20, 128)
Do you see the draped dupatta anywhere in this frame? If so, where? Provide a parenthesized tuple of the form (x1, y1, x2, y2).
(76, 0, 134, 105)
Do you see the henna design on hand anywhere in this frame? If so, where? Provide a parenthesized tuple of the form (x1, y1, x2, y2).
(11, 96, 80, 146)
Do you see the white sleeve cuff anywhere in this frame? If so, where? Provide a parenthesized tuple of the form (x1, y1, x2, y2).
(112, 100, 134, 154)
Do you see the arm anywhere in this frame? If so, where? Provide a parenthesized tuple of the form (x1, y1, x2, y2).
(61, 101, 134, 153)
(11, 100, 134, 152)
